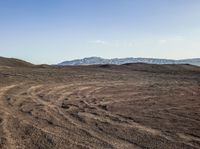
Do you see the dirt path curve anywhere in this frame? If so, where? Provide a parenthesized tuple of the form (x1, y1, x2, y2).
(0, 85, 18, 149)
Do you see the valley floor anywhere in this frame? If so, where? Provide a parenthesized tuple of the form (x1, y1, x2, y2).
(0, 64, 200, 149)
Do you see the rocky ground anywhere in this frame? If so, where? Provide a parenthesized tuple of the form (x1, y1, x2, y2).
(0, 60, 200, 149)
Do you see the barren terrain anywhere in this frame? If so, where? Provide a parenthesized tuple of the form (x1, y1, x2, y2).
(0, 58, 200, 149)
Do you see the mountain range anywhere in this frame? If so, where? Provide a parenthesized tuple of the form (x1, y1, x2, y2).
(58, 57, 200, 66)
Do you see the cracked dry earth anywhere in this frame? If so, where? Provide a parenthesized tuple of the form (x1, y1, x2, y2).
(0, 64, 200, 149)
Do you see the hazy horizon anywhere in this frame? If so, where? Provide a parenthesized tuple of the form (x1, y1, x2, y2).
(1, 55, 200, 65)
(0, 0, 200, 64)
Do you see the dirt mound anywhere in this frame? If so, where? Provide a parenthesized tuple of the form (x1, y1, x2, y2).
(122, 63, 200, 74)
(0, 57, 34, 67)
(99, 64, 112, 68)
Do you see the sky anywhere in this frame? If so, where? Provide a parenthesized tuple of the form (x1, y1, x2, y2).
(0, 0, 200, 64)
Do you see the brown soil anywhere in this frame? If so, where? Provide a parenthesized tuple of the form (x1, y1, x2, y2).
(0, 57, 34, 68)
(0, 61, 200, 149)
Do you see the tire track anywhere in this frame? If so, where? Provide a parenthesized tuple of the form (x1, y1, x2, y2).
(0, 85, 18, 149)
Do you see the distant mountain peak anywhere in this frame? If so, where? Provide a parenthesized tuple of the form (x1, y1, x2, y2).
(58, 57, 200, 66)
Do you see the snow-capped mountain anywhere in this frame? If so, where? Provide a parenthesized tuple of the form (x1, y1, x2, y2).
(58, 57, 200, 66)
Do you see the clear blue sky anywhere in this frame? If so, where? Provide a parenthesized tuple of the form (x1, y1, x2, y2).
(0, 0, 200, 64)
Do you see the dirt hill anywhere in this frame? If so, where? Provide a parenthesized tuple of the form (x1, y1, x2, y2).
(0, 57, 34, 67)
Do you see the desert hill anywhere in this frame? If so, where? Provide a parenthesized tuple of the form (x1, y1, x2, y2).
(0, 57, 34, 67)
